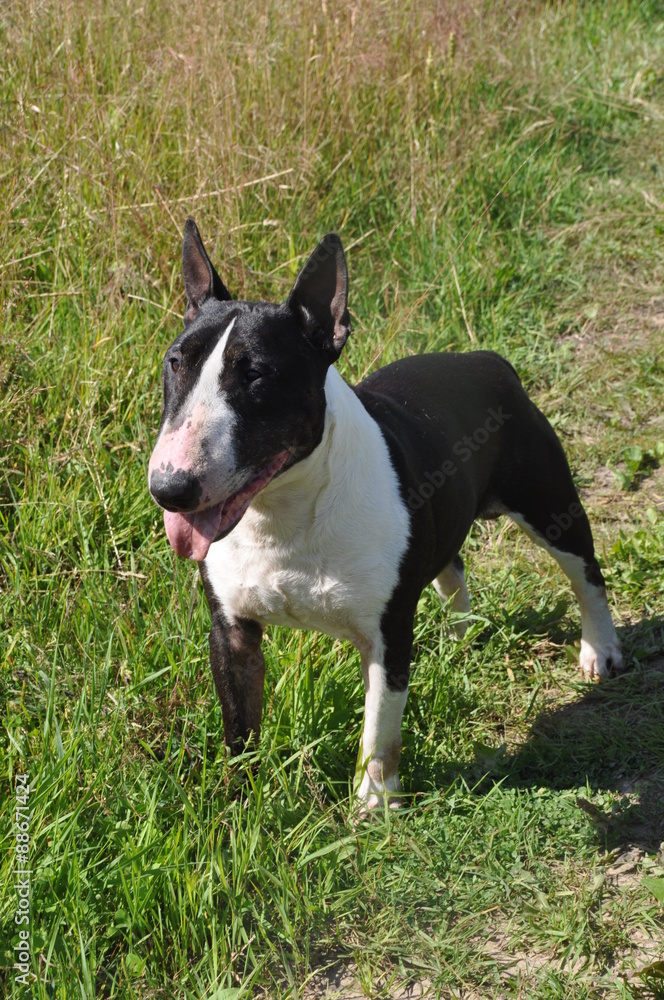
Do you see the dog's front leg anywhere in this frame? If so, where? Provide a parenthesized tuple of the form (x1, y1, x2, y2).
(355, 630, 411, 814)
(208, 610, 266, 756)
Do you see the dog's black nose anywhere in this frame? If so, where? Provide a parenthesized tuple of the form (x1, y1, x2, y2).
(150, 469, 202, 512)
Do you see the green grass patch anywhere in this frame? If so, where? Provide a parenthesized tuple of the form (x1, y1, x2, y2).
(1, 0, 664, 996)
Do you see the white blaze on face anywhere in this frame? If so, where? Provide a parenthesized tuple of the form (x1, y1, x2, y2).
(149, 319, 240, 495)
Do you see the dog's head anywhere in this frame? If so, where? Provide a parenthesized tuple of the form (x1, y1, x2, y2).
(148, 220, 351, 560)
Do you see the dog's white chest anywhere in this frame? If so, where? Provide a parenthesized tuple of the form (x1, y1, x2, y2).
(202, 368, 410, 645)
(205, 530, 380, 638)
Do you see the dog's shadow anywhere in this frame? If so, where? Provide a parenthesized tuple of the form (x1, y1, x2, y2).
(417, 617, 664, 853)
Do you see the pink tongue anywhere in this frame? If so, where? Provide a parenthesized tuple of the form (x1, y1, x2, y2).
(164, 505, 223, 562)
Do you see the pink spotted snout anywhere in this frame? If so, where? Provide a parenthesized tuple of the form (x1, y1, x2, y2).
(148, 405, 214, 512)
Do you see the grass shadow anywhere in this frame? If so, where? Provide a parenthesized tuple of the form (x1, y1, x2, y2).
(465, 617, 664, 852)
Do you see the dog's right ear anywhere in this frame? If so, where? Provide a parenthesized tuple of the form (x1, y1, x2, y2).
(182, 218, 232, 325)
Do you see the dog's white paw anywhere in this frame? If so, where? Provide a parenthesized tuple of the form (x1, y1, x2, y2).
(356, 792, 403, 820)
(355, 768, 402, 819)
(579, 639, 624, 681)
(452, 617, 470, 639)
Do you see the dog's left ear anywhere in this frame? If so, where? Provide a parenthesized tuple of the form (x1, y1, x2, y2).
(288, 233, 351, 359)
(182, 218, 232, 325)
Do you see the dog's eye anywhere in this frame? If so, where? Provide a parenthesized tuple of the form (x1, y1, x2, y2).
(169, 357, 181, 374)
(244, 369, 262, 384)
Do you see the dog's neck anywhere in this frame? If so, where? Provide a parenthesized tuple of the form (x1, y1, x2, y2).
(246, 366, 381, 542)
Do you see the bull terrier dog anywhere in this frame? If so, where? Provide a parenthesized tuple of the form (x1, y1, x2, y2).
(148, 220, 623, 811)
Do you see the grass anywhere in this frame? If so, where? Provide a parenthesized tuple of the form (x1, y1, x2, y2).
(1, 0, 664, 996)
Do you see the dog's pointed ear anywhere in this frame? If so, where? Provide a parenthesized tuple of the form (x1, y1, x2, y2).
(182, 218, 232, 324)
(288, 233, 351, 359)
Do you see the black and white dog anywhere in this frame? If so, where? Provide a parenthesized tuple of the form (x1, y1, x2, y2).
(148, 220, 623, 811)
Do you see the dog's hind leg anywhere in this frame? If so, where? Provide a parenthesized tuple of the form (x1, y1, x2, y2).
(513, 512, 622, 680)
(501, 418, 623, 680)
(433, 554, 470, 636)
